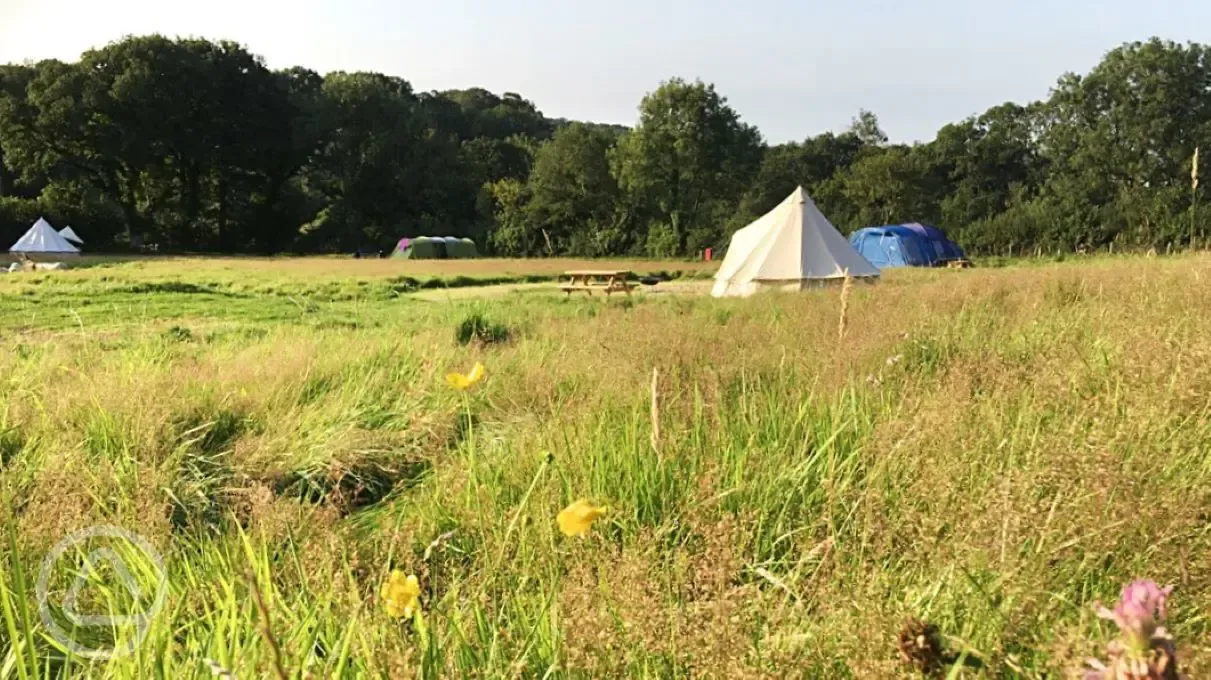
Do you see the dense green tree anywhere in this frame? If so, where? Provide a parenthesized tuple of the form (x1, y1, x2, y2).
(242, 67, 328, 252)
(738, 131, 867, 222)
(550, 119, 629, 138)
(301, 72, 434, 250)
(421, 88, 551, 192)
(849, 109, 889, 147)
(419, 88, 553, 246)
(930, 104, 1041, 220)
(459, 136, 537, 185)
(525, 123, 629, 255)
(0, 65, 34, 197)
(610, 79, 763, 254)
(1038, 39, 1211, 248)
(829, 145, 942, 230)
(428, 88, 551, 142)
(0, 147, 9, 198)
(485, 178, 535, 255)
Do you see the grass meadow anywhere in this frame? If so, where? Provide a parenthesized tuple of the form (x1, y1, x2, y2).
(0, 255, 1209, 678)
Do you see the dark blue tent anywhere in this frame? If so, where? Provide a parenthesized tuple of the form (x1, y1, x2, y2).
(849, 224, 965, 268)
(849, 226, 934, 268)
(901, 223, 965, 262)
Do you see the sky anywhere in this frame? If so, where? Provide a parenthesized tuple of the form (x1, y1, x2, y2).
(2, 0, 1210, 143)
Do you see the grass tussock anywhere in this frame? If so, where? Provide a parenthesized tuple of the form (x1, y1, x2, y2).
(0, 253, 1209, 678)
(453, 311, 513, 347)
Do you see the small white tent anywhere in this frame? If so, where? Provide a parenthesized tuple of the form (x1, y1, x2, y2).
(59, 226, 84, 245)
(9, 218, 80, 255)
(711, 187, 877, 298)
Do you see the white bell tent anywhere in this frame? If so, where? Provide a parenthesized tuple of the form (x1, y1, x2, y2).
(9, 218, 81, 255)
(59, 226, 84, 245)
(711, 187, 877, 298)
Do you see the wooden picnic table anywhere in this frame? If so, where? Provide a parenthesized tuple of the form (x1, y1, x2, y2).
(560, 270, 635, 296)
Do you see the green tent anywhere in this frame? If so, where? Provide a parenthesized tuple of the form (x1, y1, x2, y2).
(393, 236, 477, 259)
(393, 237, 444, 259)
(446, 238, 479, 259)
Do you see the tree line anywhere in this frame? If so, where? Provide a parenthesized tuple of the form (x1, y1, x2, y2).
(0, 35, 1207, 256)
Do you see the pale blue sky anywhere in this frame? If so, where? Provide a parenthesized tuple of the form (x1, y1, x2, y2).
(1, 0, 1209, 142)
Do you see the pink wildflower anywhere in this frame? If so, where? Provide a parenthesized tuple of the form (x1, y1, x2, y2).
(1085, 580, 1182, 680)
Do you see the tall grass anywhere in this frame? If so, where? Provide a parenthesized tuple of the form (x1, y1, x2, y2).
(0, 254, 1209, 677)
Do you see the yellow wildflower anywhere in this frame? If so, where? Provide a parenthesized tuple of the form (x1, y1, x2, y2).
(445, 362, 486, 390)
(557, 499, 608, 537)
(381, 570, 420, 619)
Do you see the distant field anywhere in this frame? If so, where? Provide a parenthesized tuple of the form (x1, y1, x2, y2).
(61, 255, 719, 279)
(0, 254, 1208, 678)
(0, 256, 718, 331)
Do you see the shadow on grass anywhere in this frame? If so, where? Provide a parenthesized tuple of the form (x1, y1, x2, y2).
(116, 281, 247, 297)
(273, 454, 432, 513)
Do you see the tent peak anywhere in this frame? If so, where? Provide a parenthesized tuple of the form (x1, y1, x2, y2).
(59, 226, 84, 244)
(788, 186, 816, 205)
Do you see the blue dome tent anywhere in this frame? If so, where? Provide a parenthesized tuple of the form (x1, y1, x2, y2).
(848, 224, 965, 269)
(901, 223, 965, 263)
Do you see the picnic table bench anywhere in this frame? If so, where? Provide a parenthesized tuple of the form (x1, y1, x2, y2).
(559, 270, 636, 296)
